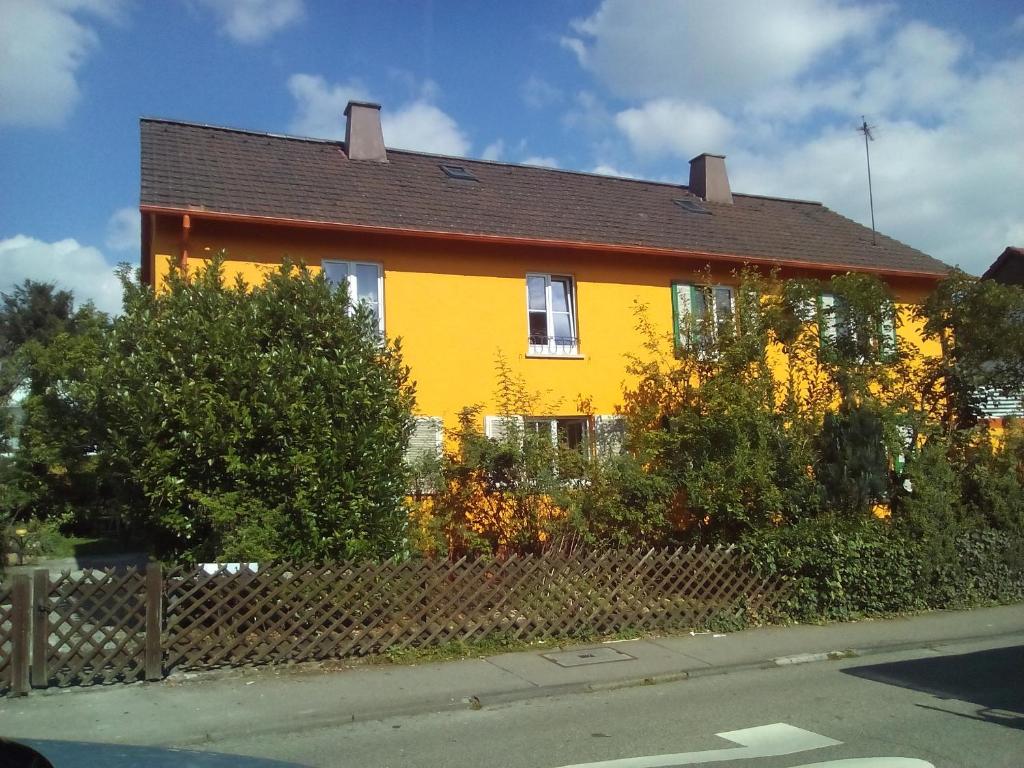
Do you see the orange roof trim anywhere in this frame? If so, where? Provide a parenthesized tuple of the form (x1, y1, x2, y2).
(140, 204, 948, 281)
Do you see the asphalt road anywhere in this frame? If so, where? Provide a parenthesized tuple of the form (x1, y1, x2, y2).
(17, 635, 1024, 768)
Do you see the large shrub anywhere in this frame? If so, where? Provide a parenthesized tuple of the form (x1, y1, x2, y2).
(743, 518, 924, 622)
(100, 258, 415, 562)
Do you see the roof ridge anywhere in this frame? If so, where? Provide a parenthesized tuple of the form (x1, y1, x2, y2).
(140, 116, 342, 146)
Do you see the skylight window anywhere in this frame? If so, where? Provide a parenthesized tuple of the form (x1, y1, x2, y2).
(673, 198, 711, 215)
(440, 164, 478, 181)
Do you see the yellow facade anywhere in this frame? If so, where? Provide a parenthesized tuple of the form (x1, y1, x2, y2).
(148, 215, 943, 428)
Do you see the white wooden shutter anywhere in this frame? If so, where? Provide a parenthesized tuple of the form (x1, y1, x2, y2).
(979, 387, 1024, 419)
(880, 307, 897, 358)
(405, 416, 443, 463)
(819, 293, 838, 344)
(484, 415, 525, 442)
(594, 415, 626, 458)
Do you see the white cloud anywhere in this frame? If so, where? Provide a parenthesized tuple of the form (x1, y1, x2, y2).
(105, 207, 140, 252)
(286, 74, 368, 138)
(0, 235, 122, 315)
(1012, 14, 1024, 33)
(615, 99, 734, 158)
(731, 93, 1024, 274)
(0, 0, 123, 127)
(589, 163, 637, 179)
(481, 139, 505, 161)
(382, 101, 470, 156)
(563, 0, 887, 104)
(522, 156, 560, 169)
(561, 90, 613, 136)
(286, 73, 470, 156)
(562, 4, 1024, 275)
(521, 75, 562, 109)
(195, 0, 303, 44)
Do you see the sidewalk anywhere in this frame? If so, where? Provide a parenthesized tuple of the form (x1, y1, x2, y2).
(2, 604, 1022, 748)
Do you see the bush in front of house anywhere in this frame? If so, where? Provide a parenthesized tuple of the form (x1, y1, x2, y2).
(99, 257, 416, 563)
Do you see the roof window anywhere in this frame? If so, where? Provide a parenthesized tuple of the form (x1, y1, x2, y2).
(440, 164, 478, 181)
(673, 198, 711, 215)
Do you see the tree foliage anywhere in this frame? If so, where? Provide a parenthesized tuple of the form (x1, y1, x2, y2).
(0, 282, 110, 522)
(97, 257, 416, 562)
(919, 269, 1024, 429)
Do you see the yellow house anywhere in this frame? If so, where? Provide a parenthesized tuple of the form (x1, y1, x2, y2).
(139, 101, 948, 458)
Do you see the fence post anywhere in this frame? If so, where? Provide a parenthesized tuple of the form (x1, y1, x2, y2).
(10, 575, 31, 696)
(145, 562, 163, 681)
(31, 569, 48, 688)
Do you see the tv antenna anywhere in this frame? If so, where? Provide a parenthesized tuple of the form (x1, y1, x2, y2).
(857, 115, 877, 245)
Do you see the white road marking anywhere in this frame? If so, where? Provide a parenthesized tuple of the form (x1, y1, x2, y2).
(550, 722, 841, 768)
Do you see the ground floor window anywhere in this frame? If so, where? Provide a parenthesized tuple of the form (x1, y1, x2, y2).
(525, 416, 590, 452)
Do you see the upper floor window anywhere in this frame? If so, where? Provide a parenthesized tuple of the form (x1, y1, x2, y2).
(323, 260, 384, 331)
(527, 274, 579, 356)
(819, 292, 896, 362)
(672, 282, 735, 351)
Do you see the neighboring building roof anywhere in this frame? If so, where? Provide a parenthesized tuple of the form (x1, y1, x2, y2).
(982, 247, 1024, 284)
(140, 118, 950, 277)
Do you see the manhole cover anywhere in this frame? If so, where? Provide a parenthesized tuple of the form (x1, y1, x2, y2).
(542, 647, 635, 667)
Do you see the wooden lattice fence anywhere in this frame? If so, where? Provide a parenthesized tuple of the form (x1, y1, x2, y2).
(0, 581, 12, 695)
(2, 547, 790, 694)
(163, 547, 788, 672)
(36, 568, 151, 687)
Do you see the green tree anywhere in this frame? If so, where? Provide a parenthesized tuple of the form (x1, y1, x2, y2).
(1, 280, 78, 447)
(100, 256, 416, 562)
(0, 280, 77, 360)
(7, 304, 110, 522)
(815, 404, 890, 516)
(0, 281, 110, 522)
(919, 270, 1024, 430)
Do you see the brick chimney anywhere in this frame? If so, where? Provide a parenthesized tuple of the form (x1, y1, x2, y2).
(344, 101, 387, 162)
(688, 153, 732, 205)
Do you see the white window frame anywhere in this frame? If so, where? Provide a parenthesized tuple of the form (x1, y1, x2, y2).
(820, 292, 897, 361)
(525, 416, 591, 454)
(526, 273, 580, 357)
(673, 283, 735, 351)
(322, 260, 385, 332)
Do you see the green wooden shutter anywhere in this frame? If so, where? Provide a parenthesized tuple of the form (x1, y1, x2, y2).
(671, 282, 692, 353)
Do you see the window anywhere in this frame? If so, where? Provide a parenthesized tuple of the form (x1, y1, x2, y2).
(440, 164, 478, 181)
(526, 274, 579, 356)
(819, 292, 896, 362)
(673, 198, 711, 215)
(323, 261, 384, 330)
(526, 416, 589, 452)
(672, 283, 735, 351)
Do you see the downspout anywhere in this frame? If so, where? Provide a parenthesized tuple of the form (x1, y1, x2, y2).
(179, 214, 191, 272)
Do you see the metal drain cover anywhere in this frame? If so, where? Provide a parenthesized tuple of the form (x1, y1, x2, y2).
(542, 647, 635, 667)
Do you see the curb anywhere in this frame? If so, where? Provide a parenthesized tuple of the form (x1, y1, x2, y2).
(576, 628, 1024, 697)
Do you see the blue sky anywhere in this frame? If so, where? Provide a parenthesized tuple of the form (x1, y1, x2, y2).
(2, 0, 1023, 313)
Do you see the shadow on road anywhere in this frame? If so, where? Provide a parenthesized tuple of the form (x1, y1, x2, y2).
(5, 740, 308, 768)
(843, 644, 1024, 731)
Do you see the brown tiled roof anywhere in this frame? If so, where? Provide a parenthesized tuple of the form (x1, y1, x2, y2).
(140, 118, 949, 277)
